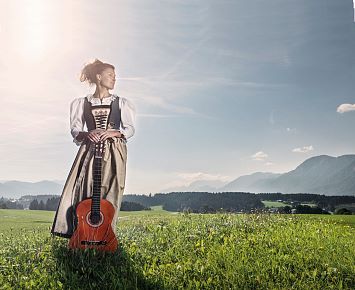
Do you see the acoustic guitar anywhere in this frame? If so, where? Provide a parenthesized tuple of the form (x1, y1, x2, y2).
(69, 106, 118, 252)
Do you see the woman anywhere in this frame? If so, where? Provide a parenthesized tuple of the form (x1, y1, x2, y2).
(51, 59, 135, 238)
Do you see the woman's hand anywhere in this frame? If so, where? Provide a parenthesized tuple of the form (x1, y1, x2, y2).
(87, 129, 105, 143)
(99, 130, 122, 142)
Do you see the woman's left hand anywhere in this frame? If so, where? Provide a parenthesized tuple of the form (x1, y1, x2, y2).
(99, 130, 122, 141)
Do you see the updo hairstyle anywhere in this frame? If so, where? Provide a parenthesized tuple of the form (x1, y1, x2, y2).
(80, 59, 115, 85)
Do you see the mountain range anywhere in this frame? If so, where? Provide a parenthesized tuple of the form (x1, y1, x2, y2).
(162, 155, 355, 196)
(0, 180, 64, 199)
(1, 155, 355, 198)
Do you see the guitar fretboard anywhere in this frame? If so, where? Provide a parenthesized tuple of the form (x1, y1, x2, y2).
(91, 105, 111, 217)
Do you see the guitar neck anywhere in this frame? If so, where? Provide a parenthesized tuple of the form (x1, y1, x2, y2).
(92, 142, 104, 214)
(90, 105, 111, 215)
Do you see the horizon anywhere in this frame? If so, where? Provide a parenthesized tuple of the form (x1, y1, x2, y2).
(1, 1, 355, 194)
(0, 152, 351, 184)
(1, 153, 355, 197)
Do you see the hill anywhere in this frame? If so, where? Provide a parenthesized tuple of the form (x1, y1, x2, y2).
(221, 155, 355, 196)
(0, 181, 63, 199)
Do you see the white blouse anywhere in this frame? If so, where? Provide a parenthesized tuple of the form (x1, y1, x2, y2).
(70, 94, 136, 146)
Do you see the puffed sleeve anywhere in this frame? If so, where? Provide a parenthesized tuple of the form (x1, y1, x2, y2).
(70, 97, 85, 146)
(119, 97, 136, 139)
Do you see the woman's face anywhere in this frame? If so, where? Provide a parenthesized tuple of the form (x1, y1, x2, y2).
(97, 67, 116, 90)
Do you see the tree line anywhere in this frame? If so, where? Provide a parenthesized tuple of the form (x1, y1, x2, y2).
(0, 197, 23, 209)
(278, 205, 330, 214)
(28, 192, 264, 213)
(28, 197, 150, 212)
(6, 191, 355, 214)
(258, 193, 355, 212)
(124, 192, 355, 214)
(123, 192, 264, 213)
(29, 197, 59, 210)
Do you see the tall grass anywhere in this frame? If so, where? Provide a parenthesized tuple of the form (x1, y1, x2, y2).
(0, 210, 354, 289)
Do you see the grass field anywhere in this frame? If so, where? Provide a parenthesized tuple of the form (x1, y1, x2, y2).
(261, 200, 289, 208)
(0, 209, 354, 289)
(120, 205, 175, 217)
(300, 203, 318, 207)
(262, 200, 319, 208)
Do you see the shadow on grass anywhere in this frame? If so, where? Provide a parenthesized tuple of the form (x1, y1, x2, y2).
(51, 238, 165, 290)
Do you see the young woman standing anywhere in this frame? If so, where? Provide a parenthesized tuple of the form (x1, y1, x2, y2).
(51, 59, 135, 238)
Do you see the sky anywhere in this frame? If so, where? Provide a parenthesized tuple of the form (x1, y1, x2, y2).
(1, 0, 355, 194)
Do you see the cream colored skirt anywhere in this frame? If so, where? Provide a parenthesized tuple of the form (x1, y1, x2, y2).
(51, 137, 127, 238)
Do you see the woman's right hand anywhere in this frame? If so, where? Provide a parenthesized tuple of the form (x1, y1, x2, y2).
(87, 129, 105, 143)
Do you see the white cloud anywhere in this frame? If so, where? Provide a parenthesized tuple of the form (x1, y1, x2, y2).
(251, 151, 268, 161)
(292, 145, 314, 153)
(337, 103, 355, 113)
(265, 162, 273, 166)
(286, 127, 296, 133)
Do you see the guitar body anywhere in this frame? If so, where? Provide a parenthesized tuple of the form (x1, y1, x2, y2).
(68, 198, 118, 252)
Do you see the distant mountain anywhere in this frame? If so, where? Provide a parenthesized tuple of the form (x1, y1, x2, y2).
(3, 155, 355, 198)
(221, 172, 281, 192)
(161, 179, 228, 193)
(161, 155, 355, 196)
(222, 155, 355, 196)
(0, 180, 63, 199)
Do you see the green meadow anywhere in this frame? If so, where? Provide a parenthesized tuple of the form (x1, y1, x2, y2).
(261, 200, 289, 208)
(0, 208, 354, 289)
(261, 200, 318, 208)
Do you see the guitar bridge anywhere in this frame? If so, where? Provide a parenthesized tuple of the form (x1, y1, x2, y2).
(81, 240, 108, 246)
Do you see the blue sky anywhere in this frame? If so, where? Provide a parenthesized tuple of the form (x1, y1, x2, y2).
(1, 0, 355, 193)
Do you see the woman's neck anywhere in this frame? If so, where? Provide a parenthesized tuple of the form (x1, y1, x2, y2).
(93, 87, 110, 99)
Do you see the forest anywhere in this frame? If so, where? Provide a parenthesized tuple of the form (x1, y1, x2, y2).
(2, 192, 354, 214)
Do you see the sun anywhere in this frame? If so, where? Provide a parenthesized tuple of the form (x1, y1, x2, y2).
(9, 0, 53, 62)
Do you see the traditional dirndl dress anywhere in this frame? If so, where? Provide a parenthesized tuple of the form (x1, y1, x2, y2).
(51, 95, 133, 238)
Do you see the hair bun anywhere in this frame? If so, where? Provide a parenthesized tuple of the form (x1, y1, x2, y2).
(80, 59, 115, 85)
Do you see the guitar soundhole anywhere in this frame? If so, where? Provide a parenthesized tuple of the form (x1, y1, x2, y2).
(86, 211, 104, 227)
(90, 213, 100, 224)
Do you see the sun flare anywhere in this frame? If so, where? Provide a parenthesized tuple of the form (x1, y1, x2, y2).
(11, 0, 52, 62)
